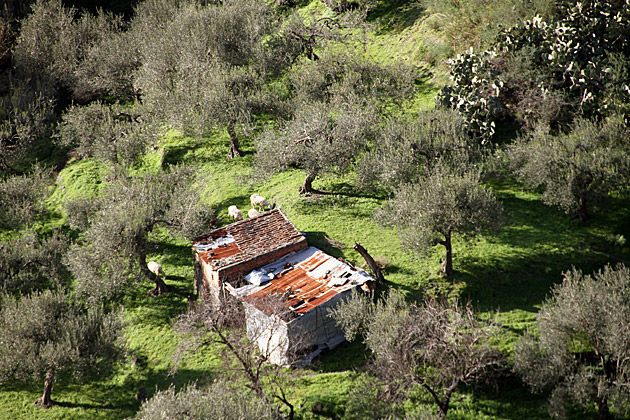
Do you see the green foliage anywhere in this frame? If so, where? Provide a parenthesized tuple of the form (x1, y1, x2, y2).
(287, 47, 416, 108)
(331, 290, 503, 417)
(0, 230, 70, 295)
(131, 0, 287, 155)
(0, 290, 125, 405)
(439, 0, 630, 138)
(254, 99, 379, 193)
(13, 0, 124, 103)
(416, 0, 557, 54)
(506, 115, 630, 221)
(436, 49, 504, 140)
(255, 47, 416, 192)
(133, 381, 278, 420)
(55, 102, 154, 169)
(376, 165, 502, 275)
(514, 264, 630, 419)
(358, 108, 478, 191)
(0, 165, 53, 229)
(0, 86, 56, 172)
(65, 166, 212, 301)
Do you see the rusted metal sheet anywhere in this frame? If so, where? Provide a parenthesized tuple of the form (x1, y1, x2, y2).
(237, 246, 373, 316)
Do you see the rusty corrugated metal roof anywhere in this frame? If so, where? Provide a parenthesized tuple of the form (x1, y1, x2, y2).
(192, 209, 307, 271)
(234, 247, 374, 316)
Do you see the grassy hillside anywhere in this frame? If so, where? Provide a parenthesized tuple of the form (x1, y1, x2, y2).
(2, 122, 628, 419)
(2, 1, 629, 419)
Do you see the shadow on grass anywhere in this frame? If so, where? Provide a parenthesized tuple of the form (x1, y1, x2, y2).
(316, 181, 389, 201)
(294, 193, 381, 221)
(149, 240, 194, 267)
(312, 339, 368, 373)
(122, 279, 190, 328)
(455, 180, 627, 313)
(367, 0, 426, 32)
(304, 231, 347, 259)
(162, 133, 256, 168)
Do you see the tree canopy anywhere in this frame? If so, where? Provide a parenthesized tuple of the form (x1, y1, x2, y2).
(331, 290, 503, 418)
(514, 264, 630, 420)
(438, 0, 630, 139)
(66, 166, 212, 301)
(376, 165, 502, 276)
(0, 290, 124, 407)
(507, 115, 630, 221)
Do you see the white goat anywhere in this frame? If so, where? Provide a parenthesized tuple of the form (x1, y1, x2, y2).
(147, 261, 166, 281)
(250, 193, 270, 212)
(228, 205, 243, 221)
(248, 208, 262, 218)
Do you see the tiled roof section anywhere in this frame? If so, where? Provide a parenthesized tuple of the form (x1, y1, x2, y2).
(236, 247, 374, 316)
(192, 209, 306, 271)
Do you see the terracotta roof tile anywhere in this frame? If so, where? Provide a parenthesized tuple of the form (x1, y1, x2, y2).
(192, 209, 307, 271)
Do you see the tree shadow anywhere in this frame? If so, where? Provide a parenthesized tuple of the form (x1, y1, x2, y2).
(453, 181, 623, 313)
(367, 0, 426, 32)
(149, 240, 194, 267)
(303, 231, 348, 259)
(122, 279, 190, 328)
(311, 339, 368, 373)
(314, 181, 389, 201)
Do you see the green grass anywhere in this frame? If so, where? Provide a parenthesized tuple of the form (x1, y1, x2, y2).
(3, 2, 630, 419)
(3, 122, 629, 419)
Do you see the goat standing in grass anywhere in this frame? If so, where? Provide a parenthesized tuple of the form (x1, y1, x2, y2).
(147, 261, 166, 283)
(228, 205, 243, 221)
(250, 193, 270, 212)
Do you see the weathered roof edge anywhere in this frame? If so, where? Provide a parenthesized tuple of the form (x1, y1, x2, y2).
(192, 208, 298, 243)
(217, 239, 307, 275)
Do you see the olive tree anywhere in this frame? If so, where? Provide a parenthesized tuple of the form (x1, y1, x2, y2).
(507, 115, 630, 222)
(331, 290, 503, 418)
(254, 48, 415, 194)
(132, 0, 287, 159)
(0, 290, 124, 408)
(55, 101, 154, 171)
(0, 87, 56, 173)
(0, 165, 52, 229)
(255, 98, 379, 194)
(0, 231, 70, 295)
(376, 166, 502, 276)
(66, 166, 212, 301)
(13, 0, 125, 103)
(358, 109, 479, 192)
(134, 380, 278, 420)
(514, 264, 630, 420)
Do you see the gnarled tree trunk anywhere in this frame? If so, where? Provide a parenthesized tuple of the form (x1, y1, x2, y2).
(34, 368, 54, 408)
(440, 232, 454, 277)
(226, 121, 242, 159)
(574, 196, 589, 222)
(137, 246, 171, 296)
(299, 171, 317, 194)
(353, 242, 385, 284)
(299, 171, 329, 195)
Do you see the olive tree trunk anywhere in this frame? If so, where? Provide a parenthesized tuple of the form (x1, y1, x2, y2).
(440, 232, 454, 277)
(299, 172, 317, 194)
(137, 246, 170, 296)
(34, 368, 54, 408)
(574, 196, 589, 222)
(226, 121, 242, 160)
